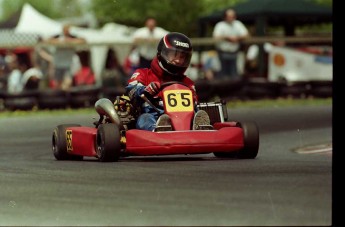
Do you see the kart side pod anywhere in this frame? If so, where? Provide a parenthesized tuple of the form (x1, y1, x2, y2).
(95, 98, 122, 128)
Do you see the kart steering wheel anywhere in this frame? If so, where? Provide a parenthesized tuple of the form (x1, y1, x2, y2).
(159, 81, 189, 91)
(140, 81, 190, 113)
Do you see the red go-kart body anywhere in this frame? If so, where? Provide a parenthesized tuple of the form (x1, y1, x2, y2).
(52, 82, 259, 162)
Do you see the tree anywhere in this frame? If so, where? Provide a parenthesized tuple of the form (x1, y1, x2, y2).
(89, 0, 247, 36)
(1, 0, 331, 36)
(90, 0, 206, 37)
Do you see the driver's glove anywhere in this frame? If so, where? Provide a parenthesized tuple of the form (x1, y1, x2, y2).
(144, 82, 160, 97)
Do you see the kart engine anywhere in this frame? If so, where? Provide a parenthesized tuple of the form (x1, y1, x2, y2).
(113, 95, 137, 130)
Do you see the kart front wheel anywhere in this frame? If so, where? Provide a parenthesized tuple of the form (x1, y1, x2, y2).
(52, 124, 83, 161)
(213, 121, 259, 159)
(96, 123, 121, 162)
(213, 151, 238, 158)
(237, 121, 259, 159)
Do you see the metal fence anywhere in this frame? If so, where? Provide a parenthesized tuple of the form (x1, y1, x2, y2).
(0, 35, 332, 111)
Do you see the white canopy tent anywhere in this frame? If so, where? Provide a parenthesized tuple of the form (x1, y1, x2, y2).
(15, 3, 137, 84)
(14, 3, 62, 39)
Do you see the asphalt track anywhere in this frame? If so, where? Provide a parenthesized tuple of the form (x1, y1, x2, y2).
(0, 104, 332, 226)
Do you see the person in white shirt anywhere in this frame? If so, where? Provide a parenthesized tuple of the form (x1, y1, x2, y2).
(21, 67, 43, 90)
(212, 8, 249, 80)
(6, 53, 43, 93)
(6, 53, 24, 94)
(132, 17, 169, 69)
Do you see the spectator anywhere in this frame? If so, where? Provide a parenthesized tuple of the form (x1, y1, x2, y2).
(6, 53, 25, 94)
(132, 17, 169, 69)
(33, 36, 54, 88)
(73, 51, 95, 86)
(45, 24, 86, 90)
(21, 67, 43, 90)
(73, 66, 95, 86)
(212, 8, 249, 80)
(102, 48, 127, 87)
(202, 50, 221, 81)
(123, 47, 140, 76)
(6, 52, 42, 93)
(0, 55, 7, 90)
(125, 32, 212, 132)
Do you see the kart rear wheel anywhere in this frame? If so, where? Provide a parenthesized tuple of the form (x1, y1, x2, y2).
(96, 123, 121, 162)
(237, 121, 259, 159)
(52, 124, 83, 161)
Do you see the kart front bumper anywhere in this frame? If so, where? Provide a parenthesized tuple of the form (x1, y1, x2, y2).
(125, 127, 243, 156)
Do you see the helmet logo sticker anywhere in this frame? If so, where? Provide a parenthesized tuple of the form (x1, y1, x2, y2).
(174, 40, 189, 48)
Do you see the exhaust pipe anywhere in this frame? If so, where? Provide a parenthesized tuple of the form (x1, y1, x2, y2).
(95, 98, 122, 128)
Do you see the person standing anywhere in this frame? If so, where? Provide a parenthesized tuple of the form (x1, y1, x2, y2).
(6, 53, 23, 94)
(33, 36, 54, 88)
(132, 17, 169, 69)
(212, 8, 249, 80)
(45, 24, 86, 90)
(6, 52, 43, 93)
(0, 55, 8, 90)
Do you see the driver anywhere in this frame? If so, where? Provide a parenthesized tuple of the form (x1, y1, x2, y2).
(125, 32, 211, 131)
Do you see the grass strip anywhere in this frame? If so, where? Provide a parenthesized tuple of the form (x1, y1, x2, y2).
(0, 97, 332, 118)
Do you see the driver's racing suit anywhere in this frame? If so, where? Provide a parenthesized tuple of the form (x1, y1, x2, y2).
(125, 56, 198, 131)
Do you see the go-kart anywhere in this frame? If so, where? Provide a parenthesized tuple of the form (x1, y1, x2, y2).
(52, 81, 259, 162)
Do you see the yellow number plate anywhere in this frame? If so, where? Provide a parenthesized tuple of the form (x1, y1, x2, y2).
(163, 89, 193, 112)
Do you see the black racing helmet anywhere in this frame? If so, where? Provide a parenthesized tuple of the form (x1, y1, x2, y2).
(157, 32, 193, 76)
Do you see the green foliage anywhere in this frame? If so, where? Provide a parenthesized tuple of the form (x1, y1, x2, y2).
(314, 0, 332, 6)
(89, 0, 332, 36)
(200, 0, 245, 15)
(89, 0, 246, 36)
(0, 0, 332, 36)
(91, 0, 205, 36)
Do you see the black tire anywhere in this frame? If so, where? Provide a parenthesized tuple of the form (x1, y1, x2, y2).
(96, 123, 121, 162)
(213, 122, 241, 159)
(3, 91, 38, 111)
(242, 78, 281, 100)
(52, 124, 83, 161)
(4, 97, 37, 111)
(38, 89, 69, 109)
(237, 121, 259, 159)
(69, 86, 101, 108)
(212, 78, 244, 99)
(213, 150, 239, 158)
(279, 82, 309, 98)
(101, 86, 126, 100)
(309, 81, 332, 98)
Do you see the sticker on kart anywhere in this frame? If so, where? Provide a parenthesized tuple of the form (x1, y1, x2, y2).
(66, 130, 73, 152)
(163, 89, 193, 112)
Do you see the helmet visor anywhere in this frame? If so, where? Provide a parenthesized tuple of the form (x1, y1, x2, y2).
(161, 48, 191, 68)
